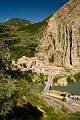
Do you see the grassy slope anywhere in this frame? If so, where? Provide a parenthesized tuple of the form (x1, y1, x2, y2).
(52, 82, 80, 95)
(3, 18, 32, 27)
(0, 17, 49, 59)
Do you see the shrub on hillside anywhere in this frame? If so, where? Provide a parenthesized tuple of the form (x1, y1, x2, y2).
(74, 72, 80, 82)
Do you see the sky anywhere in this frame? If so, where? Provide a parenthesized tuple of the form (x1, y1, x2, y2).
(0, 0, 69, 23)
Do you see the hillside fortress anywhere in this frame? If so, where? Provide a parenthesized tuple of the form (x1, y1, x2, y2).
(37, 0, 80, 68)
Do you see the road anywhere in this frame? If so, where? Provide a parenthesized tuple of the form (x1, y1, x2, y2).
(42, 95, 76, 113)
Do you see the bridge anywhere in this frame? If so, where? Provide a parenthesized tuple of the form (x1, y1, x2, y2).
(43, 69, 64, 92)
(43, 74, 54, 92)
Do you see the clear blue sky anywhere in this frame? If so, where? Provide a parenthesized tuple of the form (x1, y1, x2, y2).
(0, 0, 69, 23)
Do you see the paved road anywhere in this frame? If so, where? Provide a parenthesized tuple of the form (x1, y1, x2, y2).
(42, 95, 76, 113)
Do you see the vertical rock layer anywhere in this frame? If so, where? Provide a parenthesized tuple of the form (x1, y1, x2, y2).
(37, 0, 80, 67)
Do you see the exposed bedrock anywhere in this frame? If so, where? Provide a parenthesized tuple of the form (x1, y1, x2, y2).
(37, 0, 80, 68)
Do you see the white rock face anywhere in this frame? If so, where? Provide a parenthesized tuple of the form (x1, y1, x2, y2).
(37, 0, 80, 68)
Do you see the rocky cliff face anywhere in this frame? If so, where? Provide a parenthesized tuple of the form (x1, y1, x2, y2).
(37, 0, 80, 68)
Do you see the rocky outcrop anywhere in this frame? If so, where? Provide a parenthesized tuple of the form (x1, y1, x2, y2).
(57, 77, 68, 86)
(37, 0, 80, 68)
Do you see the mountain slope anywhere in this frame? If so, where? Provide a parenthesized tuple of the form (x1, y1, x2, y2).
(0, 17, 49, 60)
(3, 18, 33, 27)
(37, 0, 80, 68)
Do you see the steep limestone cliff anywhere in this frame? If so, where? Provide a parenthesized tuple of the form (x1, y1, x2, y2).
(37, 0, 80, 67)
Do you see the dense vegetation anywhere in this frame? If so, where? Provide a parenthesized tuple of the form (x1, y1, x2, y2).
(74, 72, 80, 82)
(0, 16, 50, 59)
(0, 76, 80, 120)
(0, 17, 50, 60)
(0, 24, 37, 59)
